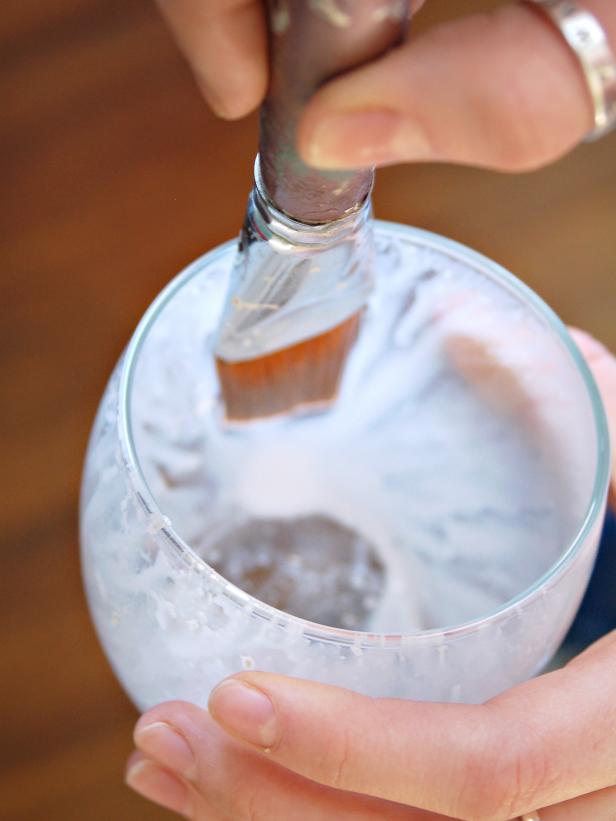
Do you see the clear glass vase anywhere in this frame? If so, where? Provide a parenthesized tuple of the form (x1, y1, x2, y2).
(80, 221, 610, 711)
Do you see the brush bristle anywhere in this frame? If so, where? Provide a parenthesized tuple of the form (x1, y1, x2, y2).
(216, 313, 361, 421)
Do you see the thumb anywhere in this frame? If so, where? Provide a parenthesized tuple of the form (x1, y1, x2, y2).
(208, 648, 616, 820)
(298, 2, 615, 171)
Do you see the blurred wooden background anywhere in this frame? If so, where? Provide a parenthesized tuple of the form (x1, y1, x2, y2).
(2, 1, 615, 818)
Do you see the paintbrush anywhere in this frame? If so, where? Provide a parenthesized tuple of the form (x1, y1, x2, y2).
(215, 0, 409, 422)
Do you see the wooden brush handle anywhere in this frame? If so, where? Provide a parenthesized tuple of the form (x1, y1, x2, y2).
(259, 0, 409, 223)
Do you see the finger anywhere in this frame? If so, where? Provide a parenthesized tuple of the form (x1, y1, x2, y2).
(568, 626, 616, 667)
(298, 0, 616, 170)
(569, 328, 616, 501)
(125, 750, 194, 817)
(207, 641, 616, 821)
(156, 0, 267, 118)
(132, 702, 447, 821)
(541, 785, 616, 820)
(156, 0, 427, 120)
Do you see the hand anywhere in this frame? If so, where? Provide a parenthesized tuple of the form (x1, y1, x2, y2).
(125, 329, 616, 819)
(127, 632, 616, 820)
(156, 0, 615, 171)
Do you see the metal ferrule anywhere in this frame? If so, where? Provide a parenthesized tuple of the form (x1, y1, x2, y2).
(250, 156, 372, 247)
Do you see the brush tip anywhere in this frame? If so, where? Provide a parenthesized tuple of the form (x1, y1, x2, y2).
(216, 313, 360, 422)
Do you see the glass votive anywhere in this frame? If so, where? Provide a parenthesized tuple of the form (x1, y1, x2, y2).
(80, 221, 610, 710)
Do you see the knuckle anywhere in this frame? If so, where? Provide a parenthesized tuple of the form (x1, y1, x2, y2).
(452, 744, 507, 821)
(490, 137, 546, 173)
(315, 691, 371, 791)
(230, 788, 268, 821)
(210, 777, 267, 821)
(454, 731, 556, 821)
(241, 789, 265, 821)
(488, 113, 560, 172)
(506, 738, 560, 818)
(482, 75, 558, 172)
(328, 724, 353, 790)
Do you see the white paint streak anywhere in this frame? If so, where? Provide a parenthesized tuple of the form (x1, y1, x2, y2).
(231, 296, 279, 311)
(271, 0, 290, 34)
(372, 0, 407, 22)
(309, 0, 351, 28)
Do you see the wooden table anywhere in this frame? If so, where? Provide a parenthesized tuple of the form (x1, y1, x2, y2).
(2, 1, 614, 818)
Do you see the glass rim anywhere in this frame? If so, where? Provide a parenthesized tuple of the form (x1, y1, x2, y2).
(118, 221, 611, 646)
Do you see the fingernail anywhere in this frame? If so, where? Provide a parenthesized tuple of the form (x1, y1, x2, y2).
(303, 108, 433, 168)
(134, 722, 195, 778)
(209, 679, 279, 749)
(125, 758, 191, 815)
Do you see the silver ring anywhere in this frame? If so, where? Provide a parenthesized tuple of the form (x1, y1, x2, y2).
(520, 813, 542, 821)
(528, 0, 616, 140)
